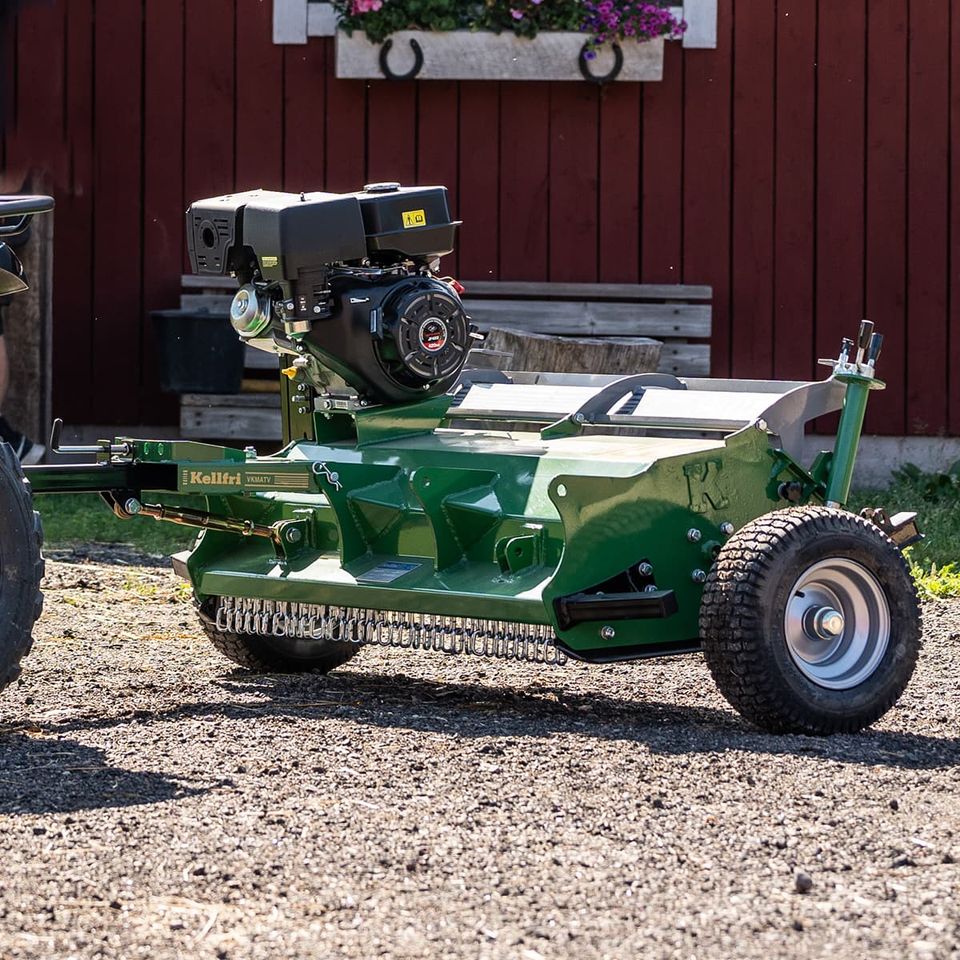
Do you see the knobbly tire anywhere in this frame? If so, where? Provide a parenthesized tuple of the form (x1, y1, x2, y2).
(0, 442, 44, 694)
(699, 506, 921, 735)
(196, 601, 359, 674)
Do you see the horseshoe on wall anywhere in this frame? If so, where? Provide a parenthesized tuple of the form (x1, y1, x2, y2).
(578, 42, 624, 85)
(379, 38, 425, 81)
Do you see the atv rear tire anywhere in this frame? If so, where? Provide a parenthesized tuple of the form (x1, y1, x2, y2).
(699, 506, 921, 735)
(196, 602, 360, 674)
(0, 442, 44, 694)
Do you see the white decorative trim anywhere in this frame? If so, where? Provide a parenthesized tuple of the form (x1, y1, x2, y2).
(307, 2, 338, 38)
(336, 31, 664, 82)
(274, 1, 718, 50)
(273, 0, 308, 44)
(670, 0, 717, 49)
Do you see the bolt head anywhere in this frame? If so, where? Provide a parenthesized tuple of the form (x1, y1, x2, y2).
(644, 584, 659, 593)
(691, 569, 707, 584)
(123, 498, 141, 515)
(687, 528, 702, 543)
(720, 522, 735, 536)
(638, 561, 654, 576)
(600, 625, 616, 641)
(574, 413, 585, 423)
(286, 528, 303, 543)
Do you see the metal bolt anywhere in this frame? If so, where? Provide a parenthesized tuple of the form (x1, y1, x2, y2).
(285, 528, 302, 543)
(329, 472, 340, 484)
(687, 528, 702, 543)
(720, 522, 735, 536)
(756, 418, 769, 432)
(244, 445, 257, 460)
(691, 569, 707, 584)
(644, 584, 659, 593)
(638, 561, 654, 576)
(574, 413, 585, 423)
(297, 384, 305, 392)
(297, 407, 306, 414)
(123, 497, 142, 516)
(313, 305, 322, 314)
(600, 625, 616, 641)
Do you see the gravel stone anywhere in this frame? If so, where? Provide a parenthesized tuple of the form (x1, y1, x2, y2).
(0, 551, 957, 959)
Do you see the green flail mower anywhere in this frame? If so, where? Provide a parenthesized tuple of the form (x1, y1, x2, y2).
(0, 188, 924, 735)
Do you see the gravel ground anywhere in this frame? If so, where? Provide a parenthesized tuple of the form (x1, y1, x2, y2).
(0, 548, 956, 960)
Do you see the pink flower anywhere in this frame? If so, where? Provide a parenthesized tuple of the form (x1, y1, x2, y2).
(351, 0, 382, 13)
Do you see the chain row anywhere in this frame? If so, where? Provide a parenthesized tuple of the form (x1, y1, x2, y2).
(214, 596, 567, 666)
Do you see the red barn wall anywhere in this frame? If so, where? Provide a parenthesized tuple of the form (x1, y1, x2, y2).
(1, 0, 957, 435)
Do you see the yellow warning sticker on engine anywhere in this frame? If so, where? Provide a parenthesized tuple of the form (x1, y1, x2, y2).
(261, 255, 279, 267)
(402, 209, 427, 229)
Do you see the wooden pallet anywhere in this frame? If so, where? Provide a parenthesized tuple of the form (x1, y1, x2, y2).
(179, 276, 279, 441)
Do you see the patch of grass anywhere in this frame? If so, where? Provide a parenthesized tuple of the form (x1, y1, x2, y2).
(35, 493, 195, 556)
(848, 463, 960, 599)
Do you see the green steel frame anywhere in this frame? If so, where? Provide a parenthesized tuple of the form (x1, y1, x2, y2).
(25, 356, 882, 662)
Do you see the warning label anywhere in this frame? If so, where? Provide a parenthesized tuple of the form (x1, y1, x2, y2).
(357, 560, 422, 584)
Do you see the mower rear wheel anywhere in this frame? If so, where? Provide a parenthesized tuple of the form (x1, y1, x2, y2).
(197, 605, 360, 674)
(699, 506, 921, 735)
(0, 442, 44, 694)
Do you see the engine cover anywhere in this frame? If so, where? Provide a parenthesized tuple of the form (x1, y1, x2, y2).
(305, 275, 470, 404)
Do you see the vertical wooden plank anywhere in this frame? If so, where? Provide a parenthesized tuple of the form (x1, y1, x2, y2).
(283, 38, 326, 191)
(498, 83, 548, 281)
(641, 41, 684, 282)
(549, 84, 599, 282)
(324, 54, 366, 194)
(366, 81, 417, 186)
(184, 0, 236, 204)
(772, 1, 817, 385)
(863, 0, 907, 434)
(683, 1, 732, 376)
(598, 84, 641, 283)
(50, 0, 96, 423)
(236, 0, 284, 191)
(141, 0, 185, 424)
(417, 81, 461, 276)
(457, 83, 499, 280)
(951, 1, 960, 435)
(905, 0, 949, 435)
(5, 0, 66, 185)
(730, 0, 776, 379)
(816, 1, 866, 388)
(90, 0, 144, 423)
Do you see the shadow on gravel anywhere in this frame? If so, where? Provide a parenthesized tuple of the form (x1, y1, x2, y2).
(0, 732, 212, 814)
(52, 670, 960, 771)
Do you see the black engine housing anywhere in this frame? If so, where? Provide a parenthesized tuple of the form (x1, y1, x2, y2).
(308, 274, 470, 404)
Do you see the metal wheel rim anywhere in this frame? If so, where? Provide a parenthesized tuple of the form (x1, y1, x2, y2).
(784, 558, 890, 690)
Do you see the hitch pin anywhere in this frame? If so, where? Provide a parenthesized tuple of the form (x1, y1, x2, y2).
(49, 418, 131, 458)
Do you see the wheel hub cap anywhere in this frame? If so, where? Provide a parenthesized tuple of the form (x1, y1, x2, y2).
(784, 558, 890, 690)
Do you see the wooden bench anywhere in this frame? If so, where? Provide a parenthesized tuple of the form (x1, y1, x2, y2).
(177, 276, 712, 441)
(461, 281, 712, 378)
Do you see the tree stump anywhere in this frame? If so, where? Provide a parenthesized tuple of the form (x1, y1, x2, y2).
(481, 327, 662, 375)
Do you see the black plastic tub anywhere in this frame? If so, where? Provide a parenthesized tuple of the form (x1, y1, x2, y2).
(151, 309, 244, 394)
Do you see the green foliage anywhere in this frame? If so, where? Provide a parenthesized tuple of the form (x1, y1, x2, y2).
(36, 493, 195, 556)
(333, 0, 585, 44)
(848, 461, 960, 598)
(331, 1, 683, 45)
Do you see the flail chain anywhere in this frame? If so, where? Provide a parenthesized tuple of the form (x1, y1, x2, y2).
(214, 596, 568, 666)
